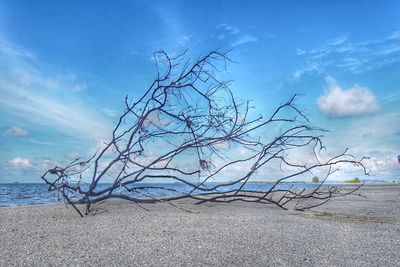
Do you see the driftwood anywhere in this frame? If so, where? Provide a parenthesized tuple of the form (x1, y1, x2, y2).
(41, 50, 368, 216)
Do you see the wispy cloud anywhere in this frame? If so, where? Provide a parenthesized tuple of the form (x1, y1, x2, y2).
(214, 23, 258, 47)
(216, 23, 240, 39)
(382, 92, 400, 104)
(4, 125, 28, 137)
(296, 48, 306, 55)
(177, 35, 191, 47)
(0, 83, 111, 142)
(388, 31, 400, 40)
(230, 35, 258, 47)
(154, 3, 193, 51)
(317, 76, 380, 118)
(0, 35, 112, 142)
(309, 36, 349, 58)
(292, 62, 324, 80)
(293, 31, 400, 78)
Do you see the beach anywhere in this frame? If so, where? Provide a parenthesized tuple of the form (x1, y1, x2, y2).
(0, 184, 399, 266)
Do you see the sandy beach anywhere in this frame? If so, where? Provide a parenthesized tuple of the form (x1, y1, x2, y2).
(0, 184, 399, 266)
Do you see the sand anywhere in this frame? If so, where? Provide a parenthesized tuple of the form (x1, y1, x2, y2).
(0, 184, 399, 266)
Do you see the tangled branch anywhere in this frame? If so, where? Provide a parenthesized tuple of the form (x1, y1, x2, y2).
(42, 50, 369, 216)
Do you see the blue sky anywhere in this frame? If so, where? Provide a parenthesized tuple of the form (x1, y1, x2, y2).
(0, 0, 399, 182)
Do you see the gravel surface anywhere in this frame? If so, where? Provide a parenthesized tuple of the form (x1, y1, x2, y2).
(0, 184, 399, 266)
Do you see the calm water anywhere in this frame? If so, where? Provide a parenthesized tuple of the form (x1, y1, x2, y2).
(0, 183, 62, 206)
(0, 182, 319, 207)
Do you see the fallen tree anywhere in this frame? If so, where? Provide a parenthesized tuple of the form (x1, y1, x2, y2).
(42, 50, 368, 216)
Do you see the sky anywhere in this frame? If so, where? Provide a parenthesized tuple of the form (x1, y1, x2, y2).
(0, 0, 399, 183)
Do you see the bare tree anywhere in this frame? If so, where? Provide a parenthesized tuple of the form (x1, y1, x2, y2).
(41, 50, 368, 217)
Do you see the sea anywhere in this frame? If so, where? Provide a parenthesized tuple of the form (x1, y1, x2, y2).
(0, 182, 334, 207)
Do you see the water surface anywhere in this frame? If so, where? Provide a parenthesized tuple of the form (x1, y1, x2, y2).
(0, 182, 319, 207)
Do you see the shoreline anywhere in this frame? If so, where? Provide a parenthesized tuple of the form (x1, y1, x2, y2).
(1, 183, 397, 209)
(0, 184, 399, 266)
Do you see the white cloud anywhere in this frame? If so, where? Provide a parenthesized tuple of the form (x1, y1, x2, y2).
(317, 77, 379, 118)
(4, 125, 28, 137)
(10, 157, 32, 168)
(230, 35, 258, 47)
